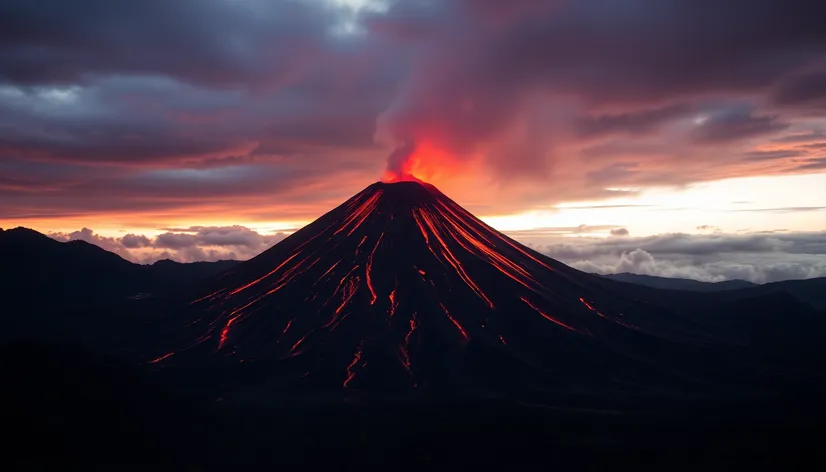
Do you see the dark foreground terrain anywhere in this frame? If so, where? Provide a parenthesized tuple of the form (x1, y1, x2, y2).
(3, 189, 826, 470)
(3, 342, 825, 470)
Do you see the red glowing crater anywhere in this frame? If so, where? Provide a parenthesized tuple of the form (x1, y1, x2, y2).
(382, 141, 453, 184)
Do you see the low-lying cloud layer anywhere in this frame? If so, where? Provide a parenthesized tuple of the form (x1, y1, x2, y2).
(47, 225, 826, 284)
(540, 231, 826, 284)
(1, 0, 825, 226)
(49, 226, 287, 264)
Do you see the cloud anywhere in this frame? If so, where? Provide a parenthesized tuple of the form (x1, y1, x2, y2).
(690, 107, 789, 144)
(741, 150, 803, 161)
(571, 248, 826, 284)
(1, 0, 826, 229)
(771, 71, 826, 110)
(122, 233, 151, 248)
(49, 227, 135, 260)
(573, 104, 692, 138)
(48, 225, 288, 263)
(0, 0, 348, 88)
(46, 225, 826, 284)
(537, 231, 826, 284)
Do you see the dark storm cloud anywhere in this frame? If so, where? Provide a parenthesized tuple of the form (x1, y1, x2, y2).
(374, 0, 826, 186)
(772, 130, 826, 144)
(0, 0, 346, 87)
(573, 104, 691, 138)
(1, 0, 826, 224)
(771, 71, 826, 109)
(742, 150, 803, 162)
(691, 108, 789, 144)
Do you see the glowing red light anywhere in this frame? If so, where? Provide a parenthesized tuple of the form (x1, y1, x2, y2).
(148, 352, 175, 364)
(521, 296, 578, 332)
(343, 346, 364, 388)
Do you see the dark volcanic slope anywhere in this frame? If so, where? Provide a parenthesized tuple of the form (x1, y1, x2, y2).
(150, 181, 762, 398)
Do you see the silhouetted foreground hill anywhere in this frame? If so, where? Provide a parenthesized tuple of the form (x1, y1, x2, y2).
(3, 341, 824, 469)
(602, 271, 826, 310)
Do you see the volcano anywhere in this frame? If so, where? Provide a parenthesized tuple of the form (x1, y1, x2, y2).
(150, 181, 725, 399)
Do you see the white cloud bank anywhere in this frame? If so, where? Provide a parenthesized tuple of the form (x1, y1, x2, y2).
(47, 226, 826, 284)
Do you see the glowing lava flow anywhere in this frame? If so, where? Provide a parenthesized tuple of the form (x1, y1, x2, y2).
(388, 282, 398, 318)
(343, 346, 364, 387)
(335, 277, 359, 316)
(334, 190, 383, 236)
(229, 252, 301, 296)
(579, 297, 598, 313)
(324, 275, 360, 330)
(282, 318, 294, 335)
(290, 334, 309, 354)
(440, 302, 469, 342)
(437, 207, 538, 292)
(190, 289, 226, 305)
(521, 296, 578, 332)
(148, 352, 175, 364)
(412, 211, 430, 244)
(438, 199, 558, 273)
(218, 314, 243, 350)
(580, 297, 638, 330)
(415, 208, 494, 309)
(316, 259, 342, 284)
(366, 232, 384, 305)
(405, 313, 418, 345)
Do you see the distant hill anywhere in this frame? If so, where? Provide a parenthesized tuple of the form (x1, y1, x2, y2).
(602, 272, 757, 291)
(601, 271, 826, 310)
(148, 258, 240, 288)
(0, 227, 240, 342)
(738, 277, 826, 311)
(0, 227, 239, 301)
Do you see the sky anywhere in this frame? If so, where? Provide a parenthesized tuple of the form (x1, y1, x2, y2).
(1, 0, 825, 282)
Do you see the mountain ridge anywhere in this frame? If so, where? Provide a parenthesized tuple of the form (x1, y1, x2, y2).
(145, 180, 821, 402)
(601, 272, 757, 291)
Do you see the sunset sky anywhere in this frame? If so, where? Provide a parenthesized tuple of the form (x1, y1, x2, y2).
(1, 0, 825, 282)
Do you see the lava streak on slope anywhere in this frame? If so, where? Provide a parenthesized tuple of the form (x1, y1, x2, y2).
(521, 296, 579, 333)
(366, 232, 384, 305)
(153, 179, 696, 396)
(414, 207, 494, 309)
(343, 345, 364, 388)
